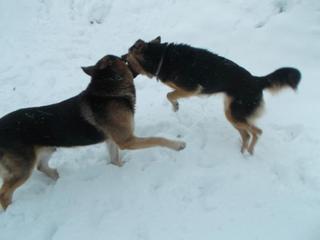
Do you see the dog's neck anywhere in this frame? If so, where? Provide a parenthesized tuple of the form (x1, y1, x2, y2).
(155, 43, 168, 80)
(86, 75, 135, 99)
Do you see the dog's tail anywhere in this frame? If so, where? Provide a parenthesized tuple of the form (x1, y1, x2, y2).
(256, 67, 301, 93)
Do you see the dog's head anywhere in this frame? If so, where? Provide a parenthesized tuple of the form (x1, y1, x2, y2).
(82, 55, 135, 97)
(82, 55, 133, 82)
(123, 36, 163, 78)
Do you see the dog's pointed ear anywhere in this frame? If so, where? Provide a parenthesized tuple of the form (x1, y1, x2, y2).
(81, 66, 95, 76)
(133, 39, 145, 50)
(150, 36, 161, 44)
(98, 57, 112, 70)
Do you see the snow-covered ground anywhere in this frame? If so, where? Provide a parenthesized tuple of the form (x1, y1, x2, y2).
(0, 0, 320, 239)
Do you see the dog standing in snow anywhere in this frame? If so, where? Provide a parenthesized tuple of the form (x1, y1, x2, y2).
(0, 55, 186, 210)
(124, 36, 301, 154)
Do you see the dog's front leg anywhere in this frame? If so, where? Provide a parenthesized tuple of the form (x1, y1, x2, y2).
(106, 140, 122, 167)
(167, 89, 200, 112)
(167, 91, 180, 112)
(118, 136, 186, 151)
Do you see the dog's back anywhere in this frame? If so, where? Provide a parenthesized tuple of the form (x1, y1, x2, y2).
(0, 93, 105, 149)
(160, 44, 252, 93)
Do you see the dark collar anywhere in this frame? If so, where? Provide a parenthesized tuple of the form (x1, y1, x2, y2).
(155, 43, 168, 80)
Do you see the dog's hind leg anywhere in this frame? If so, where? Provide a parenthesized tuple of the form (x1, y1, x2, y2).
(224, 95, 263, 154)
(36, 147, 59, 180)
(225, 108, 251, 153)
(224, 96, 251, 153)
(247, 125, 263, 155)
(0, 149, 35, 209)
(0, 175, 30, 210)
(106, 140, 122, 167)
(238, 129, 251, 153)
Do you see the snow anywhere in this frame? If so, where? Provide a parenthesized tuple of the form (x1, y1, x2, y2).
(1, 0, 320, 239)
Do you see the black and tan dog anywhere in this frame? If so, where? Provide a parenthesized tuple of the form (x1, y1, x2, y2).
(124, 37, 301, 155)
(0, 55, 185, 210)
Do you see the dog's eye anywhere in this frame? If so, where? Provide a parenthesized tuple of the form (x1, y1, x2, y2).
(114, 75, 122, 81)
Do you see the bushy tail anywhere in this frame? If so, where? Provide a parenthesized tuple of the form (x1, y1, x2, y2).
(257, 67, 301, 92)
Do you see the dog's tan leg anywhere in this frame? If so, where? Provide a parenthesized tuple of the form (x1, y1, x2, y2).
(167, 90, 180, 112)
(104, 105, 186, 154)
(37, 147, 59, 180)
(106, 140, 122, 167)
(224, 96, 262, 154)
(224, 95, 264, 154)
(167, 88, 200, 112)
(224, 99, 250, 153)
(247, 125, 263, 155)
(232, 119, 263, 155)
(237, 129, 251, 153)
(0, 175, 30, 210)
(0, 151, 35, 210)
(118, 136, 186, 151)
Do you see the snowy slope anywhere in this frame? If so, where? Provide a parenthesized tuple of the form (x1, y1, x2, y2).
(0, 0, 320, 239)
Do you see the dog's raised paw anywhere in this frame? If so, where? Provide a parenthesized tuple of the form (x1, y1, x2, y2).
(172, 102, 179, 112)
(173, 141, 186, 151)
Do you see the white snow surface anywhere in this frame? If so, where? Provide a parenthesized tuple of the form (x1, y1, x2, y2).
(0, 0, 320, 239)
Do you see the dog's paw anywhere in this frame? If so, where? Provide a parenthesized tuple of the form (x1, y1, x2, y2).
(172, 102, 179, 112)
(50, 170, 60, 181)
(111, 159, 124, 167)
(46, 169, 59, 181)
(248, 148, 254, 155)
(172, 141, 186, 151)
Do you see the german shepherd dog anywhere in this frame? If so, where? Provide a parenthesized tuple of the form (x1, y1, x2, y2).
(124, 36, 301, 155)
(0, 55, 185, 210)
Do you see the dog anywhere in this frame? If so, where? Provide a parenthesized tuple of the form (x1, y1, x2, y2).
(124, 36, 301, 155)
(0, 55, 186, 210)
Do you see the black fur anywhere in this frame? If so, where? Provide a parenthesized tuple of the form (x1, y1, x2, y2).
(0, 95, 105, 149)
